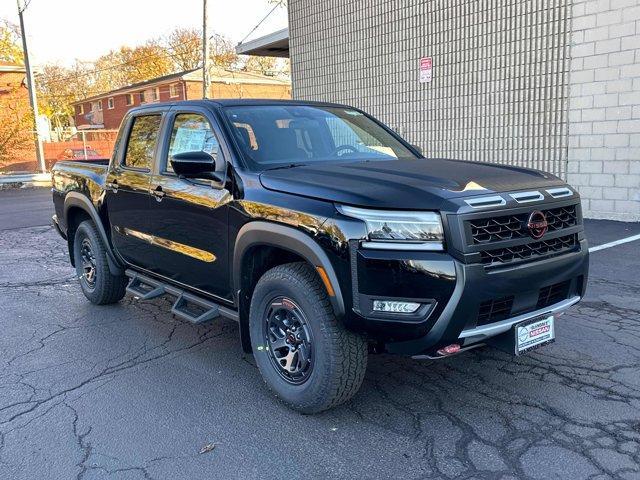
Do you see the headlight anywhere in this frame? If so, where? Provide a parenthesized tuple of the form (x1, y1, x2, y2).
(336, 205, 444, 251)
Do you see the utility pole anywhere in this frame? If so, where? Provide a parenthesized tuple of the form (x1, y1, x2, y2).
(17, 0, 46, 174)
(202, 0, 210, 99)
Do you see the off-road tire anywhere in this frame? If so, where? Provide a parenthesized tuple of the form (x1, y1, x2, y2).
(249, 262, 368, 414)
(73, 220, 127, 305)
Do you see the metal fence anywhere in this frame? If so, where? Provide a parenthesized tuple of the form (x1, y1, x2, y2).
(0, 129, 118, 175)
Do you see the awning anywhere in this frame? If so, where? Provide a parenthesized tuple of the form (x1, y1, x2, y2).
(236, 28, 289, 58)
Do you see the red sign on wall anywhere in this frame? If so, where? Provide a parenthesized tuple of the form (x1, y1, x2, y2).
(419, 57, 433, 83)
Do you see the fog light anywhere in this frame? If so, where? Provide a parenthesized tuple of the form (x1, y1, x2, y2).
(372, 300, 421, 313)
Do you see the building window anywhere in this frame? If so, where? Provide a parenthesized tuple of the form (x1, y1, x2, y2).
(107, 97, 114, 109)
(152, 87, 159, 102)
(169, 83, 179, 98)
(125, 94, 133, 106)
(139, 91, 145, 103)
(91, 101, 101, 111)
(77, 104, 84, 115)
(98, 100, 103, 111)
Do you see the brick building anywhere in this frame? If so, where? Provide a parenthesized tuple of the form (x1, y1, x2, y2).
(72, 66, 291, 130)
(0, 62, 33, 171)
(238, 1, 640, 221)
(0, 62, 27, 96)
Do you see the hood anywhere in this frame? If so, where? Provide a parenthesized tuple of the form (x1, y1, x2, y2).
(259, 158, 565, 210)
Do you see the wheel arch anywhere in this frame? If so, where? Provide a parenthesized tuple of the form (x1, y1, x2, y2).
(233, 222, 346, 353)
(64, 192, 123, 275)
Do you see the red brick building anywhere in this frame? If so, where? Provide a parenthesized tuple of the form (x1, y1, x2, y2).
(72, 67, 291, 130)
(0, 62, 33, 171)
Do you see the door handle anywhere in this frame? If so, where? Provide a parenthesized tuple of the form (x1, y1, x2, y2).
(106, 180, 118, 192)
(152, 186, 165, 201)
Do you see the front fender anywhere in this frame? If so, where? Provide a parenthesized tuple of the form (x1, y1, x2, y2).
(233, 221, 345, 318)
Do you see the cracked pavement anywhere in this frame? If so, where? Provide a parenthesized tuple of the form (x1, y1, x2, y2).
(1, 189, 640, 479)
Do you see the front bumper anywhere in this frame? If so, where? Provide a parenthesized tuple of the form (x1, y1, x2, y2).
(351, 239, 589, 356)
(458, 295, 580, 343)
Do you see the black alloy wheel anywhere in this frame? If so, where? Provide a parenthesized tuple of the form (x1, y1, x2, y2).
(73, 220, 128, 305)
(79, 237, 97, 290)
(249, 262, 368, 413)
(264, 296, 314, 385)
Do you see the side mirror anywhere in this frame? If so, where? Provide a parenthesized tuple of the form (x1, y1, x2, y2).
(170, 151, 222, 181)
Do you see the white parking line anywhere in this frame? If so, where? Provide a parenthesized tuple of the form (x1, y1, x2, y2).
(588, 233, 640, 253)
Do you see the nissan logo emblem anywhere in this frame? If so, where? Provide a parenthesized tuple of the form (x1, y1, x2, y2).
(527, 210, 548, 239)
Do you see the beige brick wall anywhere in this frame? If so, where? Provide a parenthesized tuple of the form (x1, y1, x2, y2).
(289, 0, 571, 177)
(567, 0, 640, 221)
(288, 0, 640, 220)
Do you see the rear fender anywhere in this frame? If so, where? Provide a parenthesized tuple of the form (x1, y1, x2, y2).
(64, 192, 124, 276)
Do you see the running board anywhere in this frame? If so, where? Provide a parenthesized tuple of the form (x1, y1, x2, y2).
(124, 269, 238, 324)
(127, 273, 165, 300)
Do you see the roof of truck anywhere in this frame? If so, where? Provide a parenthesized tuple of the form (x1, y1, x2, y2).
(206, 99, 347, 107)
(129, 99, 352, 111)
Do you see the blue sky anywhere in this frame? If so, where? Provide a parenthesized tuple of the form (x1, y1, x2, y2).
(2, 0, 287, 66)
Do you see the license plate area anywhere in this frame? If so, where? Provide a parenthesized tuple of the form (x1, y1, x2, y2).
(515, 315, 555, 355)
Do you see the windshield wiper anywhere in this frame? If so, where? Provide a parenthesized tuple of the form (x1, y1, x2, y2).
(265, 163, 308, 171)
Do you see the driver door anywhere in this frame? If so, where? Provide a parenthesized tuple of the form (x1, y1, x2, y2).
(144, 108, 232, 302)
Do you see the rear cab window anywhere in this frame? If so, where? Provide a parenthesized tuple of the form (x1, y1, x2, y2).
(122, 115, 162, 170)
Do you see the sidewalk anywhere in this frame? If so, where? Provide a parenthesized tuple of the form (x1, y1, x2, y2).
(0, 172, 51, 189)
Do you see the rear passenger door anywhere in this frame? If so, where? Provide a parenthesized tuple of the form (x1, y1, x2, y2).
(106, 112, 163, 269)
(144, 108, 233, 302)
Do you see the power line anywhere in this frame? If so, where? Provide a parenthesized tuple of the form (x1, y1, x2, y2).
(37, 31, 242, 88)
(239, 0, 285, 44)
(37, 47, 201, 88)
(40, 67, 289, 102)
(17, 0, 32, 14)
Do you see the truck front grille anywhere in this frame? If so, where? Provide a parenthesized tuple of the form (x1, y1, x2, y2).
(468, 204, 577, 244)
(477, 296, 514, 325)
(537, 280, 571, 309)
(480, 234, 578, 266)
(476, 280, 574, 326)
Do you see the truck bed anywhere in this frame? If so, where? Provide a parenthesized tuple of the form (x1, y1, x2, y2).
(51, 160, 110, 208)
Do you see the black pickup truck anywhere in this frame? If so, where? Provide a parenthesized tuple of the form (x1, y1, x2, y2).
(52, 99, 589, 413)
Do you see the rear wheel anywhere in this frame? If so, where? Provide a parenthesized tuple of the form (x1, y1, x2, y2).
(249, 262, 367, 414)
(73, 220, 127, 305)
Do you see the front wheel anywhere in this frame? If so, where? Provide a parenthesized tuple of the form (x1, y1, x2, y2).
(249, 262, 368, 414)
(73, 220, 127, 305)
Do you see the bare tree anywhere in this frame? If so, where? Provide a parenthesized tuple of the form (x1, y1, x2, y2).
(210, 35, 239, 69)
(0, 20, 23, 64)
(164, 28, 202, 71)
(242, 55, 278, 74)
(0, 86, 33, 168)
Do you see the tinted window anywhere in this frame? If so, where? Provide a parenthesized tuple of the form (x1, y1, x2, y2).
(123, 115, 162, 169)
(166, 113, 220, 173)
(223, 105, 416, 171)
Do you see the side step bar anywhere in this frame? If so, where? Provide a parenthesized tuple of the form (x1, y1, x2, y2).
(125, 269, 238, 324)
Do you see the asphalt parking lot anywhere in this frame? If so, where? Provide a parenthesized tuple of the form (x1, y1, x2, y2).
(1, 188, 640, 479)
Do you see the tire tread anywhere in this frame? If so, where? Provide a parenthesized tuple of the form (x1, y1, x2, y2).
(251, 262, 367, 413)
(74, 220, 127, 305)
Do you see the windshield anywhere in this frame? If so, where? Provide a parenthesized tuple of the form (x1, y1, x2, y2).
(223, 105, 417, 170)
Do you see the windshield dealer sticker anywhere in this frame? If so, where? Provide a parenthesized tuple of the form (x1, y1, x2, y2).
(172, 127, 208, 153)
